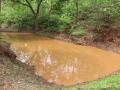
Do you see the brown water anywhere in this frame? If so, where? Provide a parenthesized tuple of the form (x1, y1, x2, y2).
(3, 32, 120, 86)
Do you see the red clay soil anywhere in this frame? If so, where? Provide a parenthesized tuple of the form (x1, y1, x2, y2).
(37, 29, 120, 54)
(0, 42, 16, 60)
(87, 29, 120, 54)
(93, 29, 120, 44)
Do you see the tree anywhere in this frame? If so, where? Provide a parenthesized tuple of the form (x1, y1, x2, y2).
(75, 0, 79, 22)
(46, 0, 52, 26)
(0, 0, 1, 13)
(11, 0, 43, 31)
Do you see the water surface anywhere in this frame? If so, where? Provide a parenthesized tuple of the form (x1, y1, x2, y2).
(3, 32, 120, 86)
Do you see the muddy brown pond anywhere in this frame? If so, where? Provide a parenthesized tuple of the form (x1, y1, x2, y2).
(2, 32, 120, 86)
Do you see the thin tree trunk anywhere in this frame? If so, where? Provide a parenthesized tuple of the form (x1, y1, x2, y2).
(75, 0, 79, 22)
(34, 14, 39, 32)
(11, 0, 43, 32)
(47, 0, 52, 27)
(0, 0, 1, 13)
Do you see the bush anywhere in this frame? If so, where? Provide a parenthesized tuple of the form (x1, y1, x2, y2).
(0, 0, 119, 37)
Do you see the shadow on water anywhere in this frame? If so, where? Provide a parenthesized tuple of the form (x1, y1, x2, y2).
(5, 32, 52, 41)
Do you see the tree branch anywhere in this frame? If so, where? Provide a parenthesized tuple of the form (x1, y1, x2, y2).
(11, 0, 29, 7)
(18, 2, 29, 7)
(25, 0, 35, 14)
(11, 0, 35, 14)
(36, 0, 43, 14)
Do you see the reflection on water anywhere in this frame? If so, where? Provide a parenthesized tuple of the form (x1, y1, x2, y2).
(3, 32, 120, 86)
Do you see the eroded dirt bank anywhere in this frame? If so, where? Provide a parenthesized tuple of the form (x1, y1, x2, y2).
(4, 32, 120, 86)
(0, 40, 77, 90)
(0, 29, 120, 90)
(37, 29, 120, 54)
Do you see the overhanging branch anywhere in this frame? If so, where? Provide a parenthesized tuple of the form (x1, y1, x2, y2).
(36, 0, 43, 14)
(25, 0, 35, 14)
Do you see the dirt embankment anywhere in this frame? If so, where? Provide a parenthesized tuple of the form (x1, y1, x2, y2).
(87, 29, 120, 54)
(0, 38, 77, 90)
(0, 28, 120, 90)
(1, 27, 120, 54)
(37, 29, 120, 54)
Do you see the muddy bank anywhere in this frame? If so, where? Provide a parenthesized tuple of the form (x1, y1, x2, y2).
(36, 29, 120, 54)
(0, 36, 80, 90)
(0, 55, 66, 90)
(1, 28, 120, 54)
(1, 40, 120, 90)
(1, 29, 120, 89)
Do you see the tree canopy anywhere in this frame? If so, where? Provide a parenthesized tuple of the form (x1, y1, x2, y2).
(0, 0, 120, 34)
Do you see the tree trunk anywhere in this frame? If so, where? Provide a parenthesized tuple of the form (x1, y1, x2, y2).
(0, 0, 1, 13)
(75, 0, 79, 22)
(34, 14, 39, 32)
(47, 0, 52, 27)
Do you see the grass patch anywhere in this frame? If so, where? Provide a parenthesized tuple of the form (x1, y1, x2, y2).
(66, 74, 120, 90)
(71, 27, 87, 36)
(81, 74, 120, 90)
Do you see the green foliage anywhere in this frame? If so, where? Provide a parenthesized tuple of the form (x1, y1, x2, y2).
(81, 74, 120, 90)
(0, 0, 120, 35)
(69, 87, 79, 90)
(82, 0, 120, 31)
(71, 27, 86, 36)
(66, 73, 120, 90)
